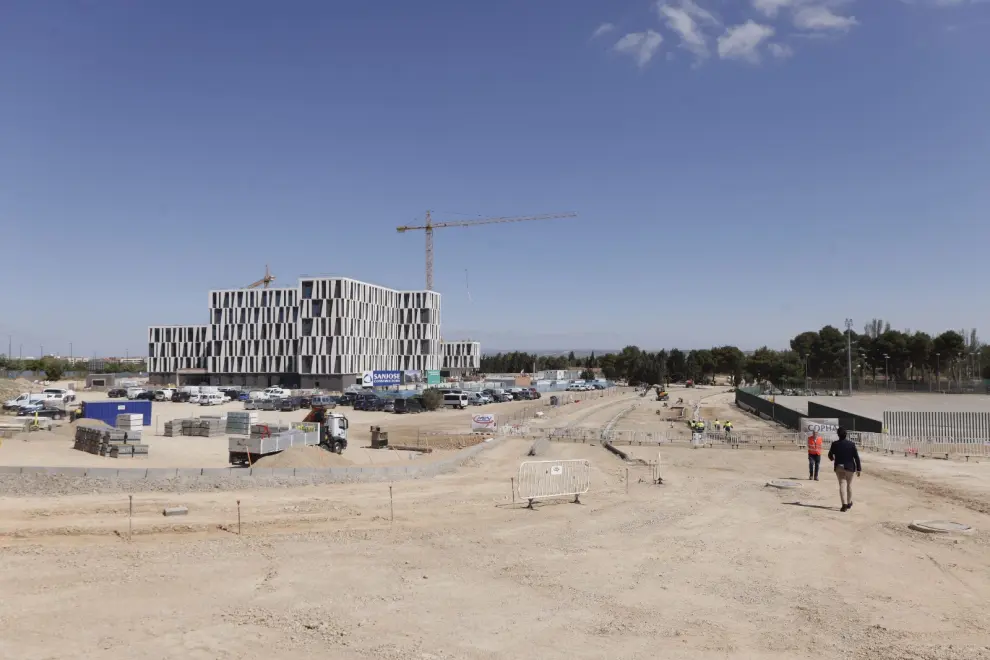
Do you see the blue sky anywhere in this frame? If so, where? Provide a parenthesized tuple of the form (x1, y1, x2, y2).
(1, 0, 988, 356)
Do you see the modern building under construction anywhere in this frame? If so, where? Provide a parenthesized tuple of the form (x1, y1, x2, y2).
(147, 276, 481, 390)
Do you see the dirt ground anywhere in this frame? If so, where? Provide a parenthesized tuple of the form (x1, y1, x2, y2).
(0, 390, 615, 468)
(2, 390, 990, 659)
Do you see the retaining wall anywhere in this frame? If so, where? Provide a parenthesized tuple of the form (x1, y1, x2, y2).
(734, 390, 805, 430)
(807, 401, 882, 433)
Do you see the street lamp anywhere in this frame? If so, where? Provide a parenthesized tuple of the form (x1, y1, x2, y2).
(884, 353, 889, 392)
(936, 352, 941, 393)
(845, 318, 854, 395)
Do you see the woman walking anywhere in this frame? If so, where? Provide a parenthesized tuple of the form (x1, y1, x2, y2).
(827, 427, 862, 512)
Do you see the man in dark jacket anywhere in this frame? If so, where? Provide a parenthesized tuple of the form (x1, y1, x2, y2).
(827, 427, 862, 512)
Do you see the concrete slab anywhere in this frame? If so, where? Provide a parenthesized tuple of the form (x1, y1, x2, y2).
(115, 469, 149, 480)
(57, 467, 88, 478)
(85, 467, 120, 479)
(201, 468, 232, 478)
(145, 468, 178, 480)
(270, 468, 296, 478)
(0, 466, 23, 474)
(249, 467, 274, 478)
(176, 468, 203, 478)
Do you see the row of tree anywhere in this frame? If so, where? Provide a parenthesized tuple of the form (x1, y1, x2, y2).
(0, 356, 146, 381)
(479, 322, 990, 388)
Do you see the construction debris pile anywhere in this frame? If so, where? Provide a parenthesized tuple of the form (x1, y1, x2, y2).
(73, 426, 149, 458)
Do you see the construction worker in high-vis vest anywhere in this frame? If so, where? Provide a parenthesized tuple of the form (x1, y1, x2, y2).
(807, 431, 824, 480)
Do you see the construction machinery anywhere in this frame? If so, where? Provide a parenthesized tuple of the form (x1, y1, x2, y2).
(397, 210, 578, 290)
(245, 265, 276, 289)
(654, 385, 669, 402)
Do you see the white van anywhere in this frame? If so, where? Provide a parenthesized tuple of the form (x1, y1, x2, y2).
(443, 392, 470, 409)
(154, 389, 174, 401)
(126, 387, 147, 400)
(3, 393, 48, 410)
(200, 393, 224, 406)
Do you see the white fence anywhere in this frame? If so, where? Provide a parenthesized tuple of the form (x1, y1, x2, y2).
(516, 459, 592, 505)
(883, 411, 990, 441)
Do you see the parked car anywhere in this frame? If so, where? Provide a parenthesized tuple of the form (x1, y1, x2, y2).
(443, 392, 470, 409)
(528, 388, 542, 399)
(107, 388, 127, 398)
(382, 398, 396, 413)
(339, 392, 359, 406)
(172, 391, 192, 403)
(135, 391, 156, 401)
(310, 395, 338, 409)
(154, 389, 174, 401)
(355, 395, 385, 411)
(42, 387, 76, 402)
(279, 396, 304, 412)
(4, 393, 48, 410)
(467, 392, 486, 406)
(393, 397, 424, 414)
(200, 393, 224, 406)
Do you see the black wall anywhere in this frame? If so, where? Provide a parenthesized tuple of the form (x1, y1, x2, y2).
(806, 401, 882, 433)
(735, 390, 805, 430)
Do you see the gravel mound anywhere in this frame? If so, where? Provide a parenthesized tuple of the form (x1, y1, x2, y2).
(254, 446, 353, 468)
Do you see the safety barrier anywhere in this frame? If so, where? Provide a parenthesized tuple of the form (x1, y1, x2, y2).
(856, 433, 990, 460)
(516, 459, 591, 506)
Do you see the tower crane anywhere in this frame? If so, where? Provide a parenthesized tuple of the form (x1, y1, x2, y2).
(245, 265, 276, 289)
(396, 211, 578, 290)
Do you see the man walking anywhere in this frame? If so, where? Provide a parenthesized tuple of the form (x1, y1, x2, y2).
(807, 429, 823, 480)
(827, 427, 862, 512)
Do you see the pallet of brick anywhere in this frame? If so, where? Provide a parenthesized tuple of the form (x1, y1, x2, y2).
(196, 419, 225, 437)
(225, 411, 257, 435)
(163, 419, 185, 437)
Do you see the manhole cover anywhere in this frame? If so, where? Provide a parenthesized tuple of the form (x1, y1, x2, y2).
(766, 479, 802, 489)
(908, 520, 974, 535)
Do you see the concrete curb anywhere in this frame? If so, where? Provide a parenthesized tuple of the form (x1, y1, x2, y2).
(0, 437, 505, 488)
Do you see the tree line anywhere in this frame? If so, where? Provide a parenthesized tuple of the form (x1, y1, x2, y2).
(479, 321, 990, 388)
(0, 356, 146, 381)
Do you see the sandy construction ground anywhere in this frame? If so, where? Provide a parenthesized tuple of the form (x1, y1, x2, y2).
(2, 390, 990, 659)
(0, 390, 624, 468)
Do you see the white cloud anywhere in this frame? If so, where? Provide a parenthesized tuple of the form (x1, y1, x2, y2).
(768, 42, 794, 58)
(794, 5, 859, 31)
(656, 0, 720, 59)
(613, 30, 664, 67)
(752, 0, 796, 18)
(591, 23, 616, 39)
(717, 21, 776, 62)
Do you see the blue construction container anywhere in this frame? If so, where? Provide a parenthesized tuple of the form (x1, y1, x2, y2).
(82, 400, 152, 427)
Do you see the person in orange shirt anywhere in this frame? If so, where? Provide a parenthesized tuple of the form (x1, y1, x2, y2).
(807, 431, 824, 480)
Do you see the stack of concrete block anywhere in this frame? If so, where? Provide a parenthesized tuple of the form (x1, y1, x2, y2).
(74, 426, 148, 458)
(163, 419, 189, 437)
(225, 411, 258, 436)
(191, 418, 225, 437)
(115, 414, 144, 442)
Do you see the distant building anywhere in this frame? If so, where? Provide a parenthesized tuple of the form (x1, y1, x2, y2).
(147, 277, 481, 390)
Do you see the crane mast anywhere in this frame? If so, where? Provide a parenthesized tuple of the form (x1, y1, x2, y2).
(397, 210, 577, 290)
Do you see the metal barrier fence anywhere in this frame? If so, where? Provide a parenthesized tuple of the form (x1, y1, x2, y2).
(882, 411, 990, 440)
(516, 459, 591, 505)
(856, 433, 990, 460)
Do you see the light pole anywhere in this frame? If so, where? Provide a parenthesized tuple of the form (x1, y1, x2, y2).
(884, 353, 889, 392)
(935, 352, 941, 393)
(845, 318, 854, 396)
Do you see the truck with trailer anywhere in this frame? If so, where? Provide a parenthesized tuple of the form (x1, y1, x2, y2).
(227, 413, 350, 466)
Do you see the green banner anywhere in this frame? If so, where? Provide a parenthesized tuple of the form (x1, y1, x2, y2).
(427, 369, 441, 385)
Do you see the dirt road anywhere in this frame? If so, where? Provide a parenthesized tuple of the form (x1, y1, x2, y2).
(2, 390, 989, 659)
